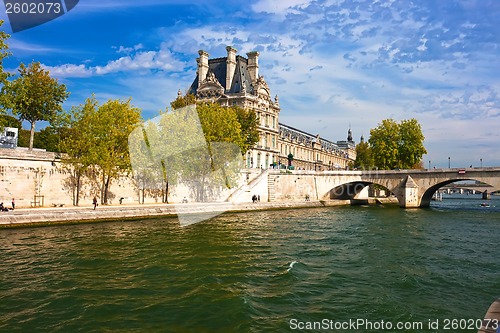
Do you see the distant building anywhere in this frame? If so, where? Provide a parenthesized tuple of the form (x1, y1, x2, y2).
(0, 127, 18, 149)
(187, 46, 355, 170)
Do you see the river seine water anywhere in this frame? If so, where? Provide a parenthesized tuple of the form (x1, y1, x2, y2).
(1, 195, 499, 332)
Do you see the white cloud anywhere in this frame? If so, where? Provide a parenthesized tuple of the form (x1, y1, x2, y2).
(251, 0, 312, 16)
(42, 63, 93, 78)
(44, 46, 186, 78)
(115, 43, 144, 54)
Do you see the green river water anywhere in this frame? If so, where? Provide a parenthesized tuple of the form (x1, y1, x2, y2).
(1, 195, 499, 332)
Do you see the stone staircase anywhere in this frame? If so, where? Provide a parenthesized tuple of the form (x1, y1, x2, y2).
(225, 169, 269, 202)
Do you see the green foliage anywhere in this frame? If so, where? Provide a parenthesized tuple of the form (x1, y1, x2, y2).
(354, 140, 374, 169)
(170, 93, 259, 155)
(0, 114, 21, 129)
(368, 118, 427, 170)
(93, 98, 142, 203)
(170, 93, 196, 110)
(2, 61, 69, 150)
(196, 102, 244, 149)
(35, 126, 71, 153)
(1, 111, 70, 152)
(60, 96, 99, 205)
(234, 106, 259, 154)
(399, 119, 427, 169)
(0, 20, 11, 88)
(61, 96, 142, 205)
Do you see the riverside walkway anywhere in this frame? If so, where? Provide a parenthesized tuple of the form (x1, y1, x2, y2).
(0, 200, 350, 228)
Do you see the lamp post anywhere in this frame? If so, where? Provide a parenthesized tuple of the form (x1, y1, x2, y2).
(480, 158, 483, 168)
(448, 157, 450, 168)
(428, 160, 431, 169)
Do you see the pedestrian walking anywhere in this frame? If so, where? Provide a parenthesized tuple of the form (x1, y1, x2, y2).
(11, 198, 15, 210)
(93, 197, 98, 210)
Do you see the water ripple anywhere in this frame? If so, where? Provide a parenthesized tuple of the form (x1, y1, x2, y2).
(1, 199, 499, 332)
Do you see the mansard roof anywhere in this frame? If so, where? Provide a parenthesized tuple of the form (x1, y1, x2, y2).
(279, 123, 346, 152)
(188, 55, 252, 95)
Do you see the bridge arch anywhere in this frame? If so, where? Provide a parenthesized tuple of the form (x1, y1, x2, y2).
(328, 181, 393, 200)
(420, 178, 496, 207)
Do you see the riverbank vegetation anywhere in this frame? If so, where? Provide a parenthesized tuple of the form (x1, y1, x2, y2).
(354, 118, 427, 170)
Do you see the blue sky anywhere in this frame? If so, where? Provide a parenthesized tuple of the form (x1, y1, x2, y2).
(1, 0, 499, 167)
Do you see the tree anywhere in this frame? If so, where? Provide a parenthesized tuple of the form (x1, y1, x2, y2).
(354, 140, 374, 170)
(0, 20, 11, 88)
(0, 114, 20, 129)
(0, 20, 12, 116)
(369, 119, 400, 170)
(196, 102, 244, 151)
(2, 61, 69, 150)
(170, 93, 259, 154)
(399, 119, 427, 169)
(61, 97, 141, 205)
(170, 92, 196, 110)
(90, 98, 142, 204)
(60, 97, 99, 205)
(164, 93, 258, 202)
(129, 120, 167, 203)
(369, 118, 427, 170)
(234, 106, 259, 154)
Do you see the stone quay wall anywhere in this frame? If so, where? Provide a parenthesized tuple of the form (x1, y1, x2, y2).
(0, 148, 268, 208)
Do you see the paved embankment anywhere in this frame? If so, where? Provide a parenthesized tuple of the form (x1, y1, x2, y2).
(0, 200, 351, 228)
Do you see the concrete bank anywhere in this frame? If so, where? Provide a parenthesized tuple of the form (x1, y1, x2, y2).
(0, 200, 352, 229)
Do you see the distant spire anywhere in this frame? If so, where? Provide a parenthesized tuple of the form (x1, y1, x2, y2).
(347, 127, 353, 142)
(360, 134, 364, 143)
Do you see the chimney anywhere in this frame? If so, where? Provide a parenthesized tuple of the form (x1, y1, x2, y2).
(246, 51, 259, 83)
(226, 46, 237, 90)
(197, 50, 209, 88)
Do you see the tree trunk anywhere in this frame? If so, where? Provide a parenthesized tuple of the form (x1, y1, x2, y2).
(161, 160, 168, 203)
(75, 171, 81, 206)
(102, 175, 110, 204)
(29, 121, 36, 151)
(164, 180, 169, 204)
(100, 173, 106, 204)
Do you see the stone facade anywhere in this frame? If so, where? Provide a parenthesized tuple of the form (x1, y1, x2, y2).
(188, 46, 356, 171)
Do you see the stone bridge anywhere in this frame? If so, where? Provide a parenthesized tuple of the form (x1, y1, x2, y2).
(267, 168, 500, 208)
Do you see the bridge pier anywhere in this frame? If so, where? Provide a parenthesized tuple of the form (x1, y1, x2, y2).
(401, 175, 420, 208)
(482, 190, 491, 200)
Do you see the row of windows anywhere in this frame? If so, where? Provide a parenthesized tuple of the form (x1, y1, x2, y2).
(261, 134, 277, 149)
(257, 112, 277, 129)
(280, 144, 349, 164)
(246, 151, 275, 168)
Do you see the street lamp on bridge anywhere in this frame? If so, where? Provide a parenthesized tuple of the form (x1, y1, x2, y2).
(480, 158, 483, 168)
(428, 160, 431, 169)
(448, 157, 450, 168)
